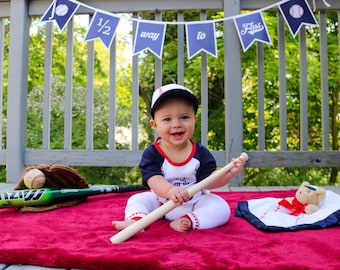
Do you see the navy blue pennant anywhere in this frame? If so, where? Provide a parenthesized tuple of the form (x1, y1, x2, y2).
(133, 21, 166, 59)
(40, 0, 79, 32)
(234, 11, 272, 52)
(84, 11, 120, 49)
(186, 22, 217, 59)
(279, 0, 318, 37)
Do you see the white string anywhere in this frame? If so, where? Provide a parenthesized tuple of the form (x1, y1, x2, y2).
(70, 0, 288, 25)
(313, 0, 331, 11)
(55, 0, 331, 25)
(322, 0, 331, 8)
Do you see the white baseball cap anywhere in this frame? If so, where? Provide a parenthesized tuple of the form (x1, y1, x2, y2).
(150, 84, 199, 118)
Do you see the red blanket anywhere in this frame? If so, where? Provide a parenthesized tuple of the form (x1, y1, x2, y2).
(0, 190, 339, 270)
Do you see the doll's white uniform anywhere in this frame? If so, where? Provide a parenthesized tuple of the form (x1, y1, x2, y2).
(124, 138, 230, 229)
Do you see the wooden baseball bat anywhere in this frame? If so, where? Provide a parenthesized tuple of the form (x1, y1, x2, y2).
(110, 152, 248, 244)
(0, 184, 148, 209)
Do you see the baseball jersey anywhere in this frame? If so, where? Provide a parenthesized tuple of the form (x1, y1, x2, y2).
(139, 138, 216, 190)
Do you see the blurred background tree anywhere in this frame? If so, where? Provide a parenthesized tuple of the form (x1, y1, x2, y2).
(1, 11, 338, 186)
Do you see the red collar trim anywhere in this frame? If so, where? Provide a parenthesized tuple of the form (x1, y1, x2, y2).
(153, 137, 196, 166)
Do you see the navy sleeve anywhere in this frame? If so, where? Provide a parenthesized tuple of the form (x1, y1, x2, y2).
(194, 143, 217, 182)
(138, 145, 164, 187)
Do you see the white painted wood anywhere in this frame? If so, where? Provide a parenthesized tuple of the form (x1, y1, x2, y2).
(6, 0, 30, 181)
(0, 0, 339, 184)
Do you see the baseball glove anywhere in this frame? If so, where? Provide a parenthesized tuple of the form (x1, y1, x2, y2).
(14, 163, 89, 213)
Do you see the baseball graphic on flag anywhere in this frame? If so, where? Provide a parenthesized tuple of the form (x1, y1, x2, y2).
(55, 4, 69, 17)
(289, 4, 304, 19)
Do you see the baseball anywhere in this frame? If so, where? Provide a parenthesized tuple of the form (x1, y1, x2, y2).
(289, 4, 304, 19)
(55, 4, 69, 17)
(23, 169, 46, 189)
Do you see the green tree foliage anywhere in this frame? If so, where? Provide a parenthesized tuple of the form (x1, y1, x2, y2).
(241, 11, 339, 185)
(3, 11, 338, 186)
(136, 10, 339, 185)
(25, 17, 140, 185)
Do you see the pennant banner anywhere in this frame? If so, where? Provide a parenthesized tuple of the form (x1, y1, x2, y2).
(41, 0, 79, 32)
(84, 11, 120, 49)
(234, 11, 272, 52)
(133, 21, 166, 59)
(186, 22, 217, 59)
(40, 0, 325, 57)
(279, 0, 318, 37)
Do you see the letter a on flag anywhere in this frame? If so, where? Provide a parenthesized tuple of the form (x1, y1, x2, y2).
(41, 0, 79, 32)
(279, 0, 318, 37)
(133, 22, 166, 59)
(234, 11, 272, 52)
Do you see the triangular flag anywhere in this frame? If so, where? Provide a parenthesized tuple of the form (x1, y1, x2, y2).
(234, 11, 272, 52)
(279, 0, 318, 37)
(133, 21, 166, 59)
(84, 11, 121, 49)
(186, 22, 217, 59)
(40, 0, 79, 32)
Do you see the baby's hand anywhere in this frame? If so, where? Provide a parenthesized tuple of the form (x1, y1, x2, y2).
(228, 155, 246, 177)
(167, 186, 190, 204)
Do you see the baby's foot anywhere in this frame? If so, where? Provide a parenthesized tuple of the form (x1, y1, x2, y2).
(170, 217, 192, 232)
(112, 220, 137, 231)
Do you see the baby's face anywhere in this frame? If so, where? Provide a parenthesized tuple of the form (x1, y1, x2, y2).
(150, 99, 197, 147)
